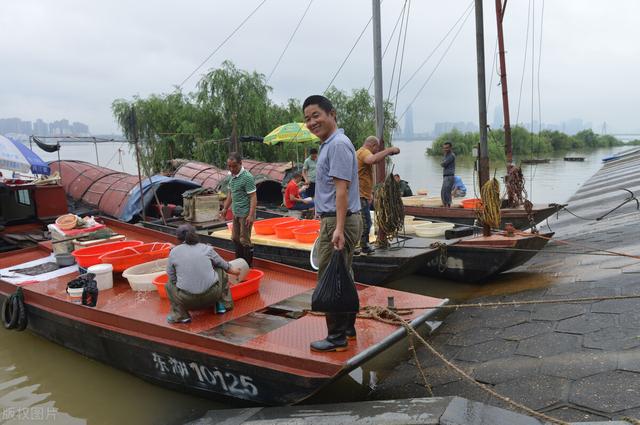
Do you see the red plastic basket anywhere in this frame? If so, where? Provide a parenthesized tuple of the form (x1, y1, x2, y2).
(99, 242, 173, 272)
(153, 269, 263, 301)
(72, 240, 144, 268)
(461, 198, 483, 209)
(153, 273, 169, 298)
(292, 226, 320, 243)
(253, 217, 297, 235)
(231, 269, 264, 300)
(273, 219, 319, 239)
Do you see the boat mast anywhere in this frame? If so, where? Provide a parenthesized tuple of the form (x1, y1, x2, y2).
(474, 0, 491, 236)
(474, 0, 490, 189)
(495, 0, 513, 164)
(372, 0, 385, 184)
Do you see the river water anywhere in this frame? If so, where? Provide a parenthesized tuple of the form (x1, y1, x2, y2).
(0, 141, 631, 424)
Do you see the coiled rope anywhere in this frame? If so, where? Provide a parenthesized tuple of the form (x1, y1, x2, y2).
(476, 177, 501, 229)
(374, 173, 405, 248)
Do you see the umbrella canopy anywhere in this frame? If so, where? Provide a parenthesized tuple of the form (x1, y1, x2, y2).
(0, 135, 50, 175)
(263, 123, 320, 145)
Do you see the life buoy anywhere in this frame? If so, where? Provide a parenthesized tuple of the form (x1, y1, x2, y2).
(1, 288, 27, 331)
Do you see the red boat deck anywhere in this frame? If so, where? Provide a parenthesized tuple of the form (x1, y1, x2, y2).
(0, 218, 445, 382)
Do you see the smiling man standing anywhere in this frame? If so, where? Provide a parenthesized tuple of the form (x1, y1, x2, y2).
(303, 95, 362, 352)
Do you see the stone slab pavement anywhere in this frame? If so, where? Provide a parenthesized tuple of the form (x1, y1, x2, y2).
(371, 151, 640, 422)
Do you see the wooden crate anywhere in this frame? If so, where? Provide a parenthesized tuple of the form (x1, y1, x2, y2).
(188, 194, 220, 223)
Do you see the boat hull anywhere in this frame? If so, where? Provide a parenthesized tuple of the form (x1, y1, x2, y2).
(404, 204, 564, 229)
(0, 218, 447, 405)
(0, 295, 324, 405)
(418, 233, 553, 282)
(142, 221, 437, 286)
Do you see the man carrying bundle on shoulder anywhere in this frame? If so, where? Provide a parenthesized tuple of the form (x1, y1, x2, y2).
(356, 136, 399, 255)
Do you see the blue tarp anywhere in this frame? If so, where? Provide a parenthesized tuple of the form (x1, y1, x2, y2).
(119, 175, 200, 222)
(0, 135, 50, 175)
(12, 139, 50, 175)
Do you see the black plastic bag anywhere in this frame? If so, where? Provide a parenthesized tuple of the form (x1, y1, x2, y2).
(311, 250, 359, 313)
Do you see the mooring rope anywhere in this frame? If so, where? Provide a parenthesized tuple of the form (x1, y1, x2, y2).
(361, 305, 571, 425)
(476, 178, 501, 229)
(374, 173, 405, 248)
(519, 231, 640, 261)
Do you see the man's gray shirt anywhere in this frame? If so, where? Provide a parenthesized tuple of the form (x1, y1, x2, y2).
(166, 243, 230, 294)
(315, 128, 361, 214)
(441, 152, 456, 176)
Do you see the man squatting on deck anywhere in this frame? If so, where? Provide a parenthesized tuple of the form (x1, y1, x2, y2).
(221, 152, 258, 266)
(304, 95, 362, 352)
(165, 224, 241, 324)
(440, 142, 456, 207)
(356, 136, 399, 255)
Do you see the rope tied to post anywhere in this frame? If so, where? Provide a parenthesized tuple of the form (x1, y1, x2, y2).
(476, 177, 501, 229)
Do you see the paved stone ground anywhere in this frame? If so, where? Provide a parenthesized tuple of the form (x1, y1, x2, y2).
(372, 150, 640, 422)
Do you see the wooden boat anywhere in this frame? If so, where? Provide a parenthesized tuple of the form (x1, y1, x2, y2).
(0, 217, 446, 405)
(0, 180, 68, 252)
(520, 158, 550, 164)
(49, 160, 200, 222)
(403, 199, 564, 230)
(418, 232, 554, 282)
(143, 219, 443, 286)
(564, 157, 585, 162)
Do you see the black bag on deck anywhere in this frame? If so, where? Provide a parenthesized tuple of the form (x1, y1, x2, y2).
(311, 250, 359, 313)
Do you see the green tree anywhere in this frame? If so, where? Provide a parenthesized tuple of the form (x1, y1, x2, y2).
(112, 62, 398, 173)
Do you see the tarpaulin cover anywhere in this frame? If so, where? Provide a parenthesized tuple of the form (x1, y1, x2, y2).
(120, 175, 199, 222)
(0, 135, 50, 175)
(50, 160, 199, 221)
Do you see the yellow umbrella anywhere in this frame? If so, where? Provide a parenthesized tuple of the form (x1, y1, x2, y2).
(263, 123, 320, 145)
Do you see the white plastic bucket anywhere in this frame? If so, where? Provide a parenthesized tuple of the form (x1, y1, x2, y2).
(88, 263, 114, 291)
(227, 258, 250, 285)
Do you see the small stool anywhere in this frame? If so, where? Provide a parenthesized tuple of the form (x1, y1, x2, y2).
(287, 210, 303, 219)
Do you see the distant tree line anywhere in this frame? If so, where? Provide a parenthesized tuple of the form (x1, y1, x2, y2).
(426, 127, 626, 161)
(112, 60, 396, 174)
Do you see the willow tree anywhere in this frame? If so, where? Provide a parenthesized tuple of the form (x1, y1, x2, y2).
(112, 61, 397, 172)
(325, 86, 397, 148)
(112, 91, 197, 173)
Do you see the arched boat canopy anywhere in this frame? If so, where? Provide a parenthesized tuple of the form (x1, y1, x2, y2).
(172, 160, 293, 205)
(49, 160, 199, 222)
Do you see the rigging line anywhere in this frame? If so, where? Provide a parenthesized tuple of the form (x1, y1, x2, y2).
(386, 0, 408, 104)
(391, 0, 411, 139)
(529, 0, 535, 196)
(368, 0, 408, 92)
(486, 36, 499, 111)
(398, 1, 473, 94)
(515, 0, 532, 125)
(323, 12, 374, 93)
(266, 0, 314, 83)
(531, 0, 546, 183)
(177, 0, 267, 90)
(397, 4, 474, 123)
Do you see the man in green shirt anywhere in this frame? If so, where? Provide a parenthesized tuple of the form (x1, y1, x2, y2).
(302, 148, 318, 197)
(221, 152, 257, 266)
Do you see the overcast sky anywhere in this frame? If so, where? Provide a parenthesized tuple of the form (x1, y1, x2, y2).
(1, 0, 639, 135)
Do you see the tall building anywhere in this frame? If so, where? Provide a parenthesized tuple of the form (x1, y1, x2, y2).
(33, 119, 49, 136)
(1, 117, 90, 137)
(403, 106, 414, 139)
(492, 104, 503, 130)
(72, 121, 89, 135)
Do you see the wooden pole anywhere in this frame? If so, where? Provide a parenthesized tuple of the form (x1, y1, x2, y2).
(474, 0, 491, 236)
(495, 0, 513, 164)
(131, 107, 147, 222)
(93, 141, 100, 166)
(372, 0, 386, 185)
(230, 113, 239, 155)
